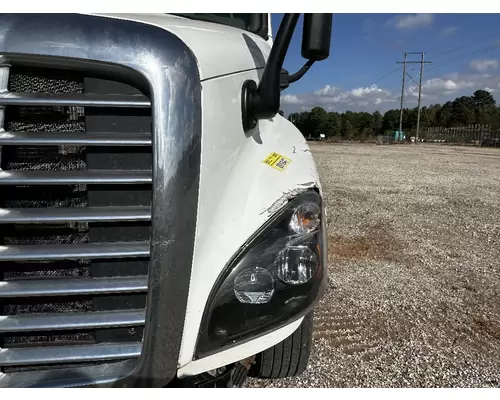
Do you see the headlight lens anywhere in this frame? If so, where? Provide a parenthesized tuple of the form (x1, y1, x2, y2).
(276, 245, 318, 285)
(196, 190, 326, 358)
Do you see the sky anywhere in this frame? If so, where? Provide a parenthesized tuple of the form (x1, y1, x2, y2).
(271, 13, 500, 116)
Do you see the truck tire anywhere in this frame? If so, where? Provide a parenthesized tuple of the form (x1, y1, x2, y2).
(249, 313, 313, 379)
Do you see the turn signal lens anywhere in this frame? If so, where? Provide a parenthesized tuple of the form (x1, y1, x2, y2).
(290, 202, 321, 234)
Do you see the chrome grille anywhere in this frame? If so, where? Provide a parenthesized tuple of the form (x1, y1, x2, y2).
(0, 61, 152, 373)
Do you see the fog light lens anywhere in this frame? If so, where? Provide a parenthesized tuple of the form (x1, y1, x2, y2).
(234, 268, 274, 304)
(290, 202, 321, 234)
(276, 245, 318, 285)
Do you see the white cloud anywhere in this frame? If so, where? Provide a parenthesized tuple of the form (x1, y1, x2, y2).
(387, 14, 433, 30)
(281, 72, 500, 114)
(406, 73, 500, 99)
(280, 94, 301, 105)
(314, 85, 338, 96)
(406, 77, 475, 98)
(281, 84, 398, 113)
(440, 26, 458, 36)
(469, 59, 500, 72)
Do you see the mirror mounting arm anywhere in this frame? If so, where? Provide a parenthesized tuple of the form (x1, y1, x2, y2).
(281, 59, 316, 90)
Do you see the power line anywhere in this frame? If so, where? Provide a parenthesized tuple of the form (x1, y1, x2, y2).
(425, 44, 500, 74)
(409, 43, 500, 74)
(359, 67, 402, 91)
(400, 44, 500, 114)
(430, 32, 500, 60)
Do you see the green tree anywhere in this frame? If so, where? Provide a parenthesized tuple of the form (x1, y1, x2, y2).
(372, 111, 383, 135)
(382, 109, 399, 132)
(286, 88, 500, 141)
(309, 107, 327, 138)
(452, 96, 475, 126)
(341, 117, 354, 139)
(436, 101, 453, 126)
(325, 112, 341, 137)
(472, 89, 495, 109)
(472, 89, 497, 125)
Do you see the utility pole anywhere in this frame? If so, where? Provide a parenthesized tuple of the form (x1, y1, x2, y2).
(397, 52, 407, 139)
(397, 52, 431, 143)
(415, 52, 426, 143)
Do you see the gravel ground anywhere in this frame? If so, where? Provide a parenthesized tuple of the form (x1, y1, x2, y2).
(246, 143, 500, 388)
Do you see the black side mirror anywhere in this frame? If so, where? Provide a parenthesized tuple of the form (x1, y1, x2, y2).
(302, 14, 332, 61)
(241, 13, 333, 132)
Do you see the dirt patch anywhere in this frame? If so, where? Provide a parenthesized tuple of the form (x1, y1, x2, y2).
(471, 315, 500, 342)
(328, 224, 403, 262)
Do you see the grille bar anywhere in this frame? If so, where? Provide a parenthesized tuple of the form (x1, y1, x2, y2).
(0, 360, 136, 388)
(0, 343, 142, 366)
(0, 206, 151, 224)
(0, 276, 148, 298)
(0, 309, 146, 333)
(0, 241, 150, 261)
(0, 170, 152, 185)
(0, 132, 152, 146)
(0, 92, 151, 108)
(0, 53, 155, 385)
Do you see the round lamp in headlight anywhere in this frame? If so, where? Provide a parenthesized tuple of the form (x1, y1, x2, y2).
(234, 267, 274, 304)
(290, 202, 321, 234)
(276, 245, 318, 285)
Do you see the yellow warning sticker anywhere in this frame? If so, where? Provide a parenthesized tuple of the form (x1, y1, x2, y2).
(263, 152, 292, 172)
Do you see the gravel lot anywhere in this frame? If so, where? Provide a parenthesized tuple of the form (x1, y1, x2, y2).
(246, 143, 500, 388)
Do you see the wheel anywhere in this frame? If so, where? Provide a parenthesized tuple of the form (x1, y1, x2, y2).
(249, 312, 313, 379)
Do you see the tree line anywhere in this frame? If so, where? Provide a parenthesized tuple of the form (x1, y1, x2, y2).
(286, 89, 500, 140)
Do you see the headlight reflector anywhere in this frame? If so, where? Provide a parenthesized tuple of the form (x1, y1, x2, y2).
(234, 267, 275, 304)
(276, 245, 318, 285)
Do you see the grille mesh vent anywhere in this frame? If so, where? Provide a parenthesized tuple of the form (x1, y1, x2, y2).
(2, 67, 92, 326)
(0, 60, 152, 379)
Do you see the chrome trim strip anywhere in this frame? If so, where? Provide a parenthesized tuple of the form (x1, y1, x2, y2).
(0, 92, 151, 108)
(0, 170, 152, 185)
(0, 241, 150, 261)
(0, 13, 202, 387)
(0, 343, 142, 366)
(0, 309, 146, 333)
(0, 206, 151, 223)
(0, 276, 148, 298)
(0, 132, 152, 146)
(0, 360, 136, 388)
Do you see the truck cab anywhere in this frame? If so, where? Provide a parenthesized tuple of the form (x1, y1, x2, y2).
(0, 13, 331, 387)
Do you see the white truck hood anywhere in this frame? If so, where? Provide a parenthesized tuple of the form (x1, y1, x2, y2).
(91, 13, 272, 80)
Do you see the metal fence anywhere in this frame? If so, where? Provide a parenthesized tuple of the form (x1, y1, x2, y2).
(422, 124, 500, 146)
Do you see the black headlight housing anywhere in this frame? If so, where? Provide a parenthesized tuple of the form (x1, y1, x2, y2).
(196, 189, 327, 358)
